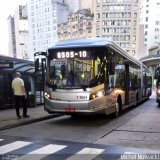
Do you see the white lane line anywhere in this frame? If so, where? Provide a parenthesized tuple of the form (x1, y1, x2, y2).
(19, 144, 67, 160)
(0, 139, 3, 141)
(66, 147, 105, 160)
(0, 141, 32, 154)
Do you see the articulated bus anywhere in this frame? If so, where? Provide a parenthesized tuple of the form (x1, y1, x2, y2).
(43, 38, 152, 117)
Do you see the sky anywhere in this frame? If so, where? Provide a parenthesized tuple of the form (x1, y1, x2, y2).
(0, 0, 27, 55)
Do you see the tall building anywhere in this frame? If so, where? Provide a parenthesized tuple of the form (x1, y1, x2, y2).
(140, 0, 160, 53)
(8, 15, 16, 58)
(58, 9, 93, 41)
(8, 5, 29, 60)
(93, 0, 141, 59)
(28, 0, 69, 55)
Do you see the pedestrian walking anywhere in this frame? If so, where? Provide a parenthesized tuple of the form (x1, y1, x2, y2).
(12, 72, 30, 119)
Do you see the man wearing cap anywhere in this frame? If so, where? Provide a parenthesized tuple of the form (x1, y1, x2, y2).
(12, 72, 30, 119)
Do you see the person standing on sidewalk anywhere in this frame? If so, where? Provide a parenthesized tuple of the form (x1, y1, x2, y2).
(12, 72, 30, 119)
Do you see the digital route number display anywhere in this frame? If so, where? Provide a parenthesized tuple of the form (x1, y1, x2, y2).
(56, 51, 88, 59)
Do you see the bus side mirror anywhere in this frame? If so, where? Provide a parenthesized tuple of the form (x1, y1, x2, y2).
(35, 58, 39, 72)
(109, 60, 115, 75)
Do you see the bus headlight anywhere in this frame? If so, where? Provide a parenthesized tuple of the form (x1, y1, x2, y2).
(89, 93, 96, 100)
(44, 92, 51, 99)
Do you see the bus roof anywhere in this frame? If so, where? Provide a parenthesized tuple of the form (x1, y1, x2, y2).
(48, 38, 113, 49)
(48, 38, 140, 67)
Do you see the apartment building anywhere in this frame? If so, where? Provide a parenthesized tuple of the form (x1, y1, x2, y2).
(28, 0, 69, 55)
(58, 9, 94, 41)
(140, 0, 160, 53)
(93, 0, 141, 59)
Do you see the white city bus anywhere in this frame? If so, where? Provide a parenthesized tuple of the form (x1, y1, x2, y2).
(43, 38, 152, 117)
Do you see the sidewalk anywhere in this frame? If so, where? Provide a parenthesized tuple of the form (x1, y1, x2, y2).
(0, 105, 59, 131)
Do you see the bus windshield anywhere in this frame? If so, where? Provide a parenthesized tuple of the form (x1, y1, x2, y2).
(47, 53, 107, 89)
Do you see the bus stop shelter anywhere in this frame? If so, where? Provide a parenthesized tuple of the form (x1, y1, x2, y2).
(0, 55, 43, 109)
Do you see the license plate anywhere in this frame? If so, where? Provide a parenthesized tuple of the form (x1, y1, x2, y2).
(64, 107, 75, 112)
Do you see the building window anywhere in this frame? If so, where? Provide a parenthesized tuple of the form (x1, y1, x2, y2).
(132, 35, 136, 41)
(132, 43, 136, 48)
(134, 13, 137, 18)
(96, 28, 100, 34)
(96, 13, 100, 19)
(96, 6, 100, 10)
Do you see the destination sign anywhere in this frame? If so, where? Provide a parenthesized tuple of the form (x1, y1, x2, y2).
(56, 51, 88, 59)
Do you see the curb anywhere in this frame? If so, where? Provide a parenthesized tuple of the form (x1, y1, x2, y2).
(0, 114, 61, 131)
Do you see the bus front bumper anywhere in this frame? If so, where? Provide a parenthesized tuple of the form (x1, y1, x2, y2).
(44, 97, 106, 114)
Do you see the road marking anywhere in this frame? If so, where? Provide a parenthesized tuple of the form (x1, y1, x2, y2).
(0, 141, 32, 154)
(0, 139, 3, 141)
(28, 144, 67, 154)
(66, 147, 105, 160)
(18, 144, 67, 160)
